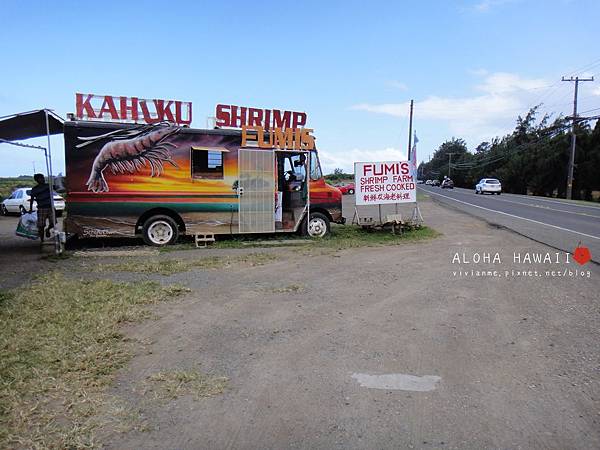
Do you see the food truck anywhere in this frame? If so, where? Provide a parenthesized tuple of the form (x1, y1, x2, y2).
(63, 98, 343, 245)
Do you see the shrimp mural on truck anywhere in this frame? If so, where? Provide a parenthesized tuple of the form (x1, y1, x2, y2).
(63, 120, 344, 246)
(80, 122, 180, 192)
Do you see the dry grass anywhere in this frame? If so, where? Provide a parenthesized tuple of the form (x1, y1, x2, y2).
(143, 370, 228, 401)
(269, 284, 304, 294)
(99, 253, 278, 275)
(0, 273, 190, 449)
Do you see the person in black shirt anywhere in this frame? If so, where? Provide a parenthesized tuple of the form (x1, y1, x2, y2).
(29, 173, 54, 242)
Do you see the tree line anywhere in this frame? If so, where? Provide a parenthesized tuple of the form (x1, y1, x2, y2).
(418, 107, 600, 201)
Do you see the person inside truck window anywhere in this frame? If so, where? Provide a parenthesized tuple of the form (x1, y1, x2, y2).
(282, 154, 305, 191)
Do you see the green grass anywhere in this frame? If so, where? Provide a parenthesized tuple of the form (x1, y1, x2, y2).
(208, 224, 440, 251)
(315, 224, 440, 250)
(0, 291, 13, 306)
(100, 253, 278, 275)
(0, 273, 191, 449)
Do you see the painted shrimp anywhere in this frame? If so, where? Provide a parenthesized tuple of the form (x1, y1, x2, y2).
(78, 123, 180, 192)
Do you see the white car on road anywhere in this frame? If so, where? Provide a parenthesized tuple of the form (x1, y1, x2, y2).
(475, 178, 502, 195)
(1, 187, 66, 215)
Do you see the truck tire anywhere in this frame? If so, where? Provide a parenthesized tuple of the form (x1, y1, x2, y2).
(301, 212, 330, 238)
(142, 215, 179, 246)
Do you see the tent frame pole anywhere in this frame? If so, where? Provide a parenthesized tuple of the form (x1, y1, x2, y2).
(44, 110, 61, 254)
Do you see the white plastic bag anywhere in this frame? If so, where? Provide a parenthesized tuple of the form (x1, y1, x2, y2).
(16, 212, 38, 240)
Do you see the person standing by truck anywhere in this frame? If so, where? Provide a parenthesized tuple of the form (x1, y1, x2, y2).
(29, 173, 54, 242)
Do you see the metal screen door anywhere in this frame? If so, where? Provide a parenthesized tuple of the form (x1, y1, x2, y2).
(238, 149, 275, 233)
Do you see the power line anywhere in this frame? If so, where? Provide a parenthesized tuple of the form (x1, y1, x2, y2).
(445, 122, 572, 172)
(577, 107, 600, 115)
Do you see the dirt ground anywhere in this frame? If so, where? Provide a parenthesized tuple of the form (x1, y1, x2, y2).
(1, 197, 599, 449)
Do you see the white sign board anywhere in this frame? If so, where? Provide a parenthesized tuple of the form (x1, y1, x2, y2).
(354, 161, 416, 205)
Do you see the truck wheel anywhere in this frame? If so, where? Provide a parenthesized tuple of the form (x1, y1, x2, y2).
(142, 215, 179, 246)
(306, 212, 330, 238)
(348, 189, 355, 195)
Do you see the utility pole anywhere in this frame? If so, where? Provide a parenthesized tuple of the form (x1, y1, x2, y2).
(447, 153, 457, 177)
(562, 76, 594, 199)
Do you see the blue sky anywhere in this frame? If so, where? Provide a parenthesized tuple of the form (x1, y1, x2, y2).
(1, 0, 599, 176)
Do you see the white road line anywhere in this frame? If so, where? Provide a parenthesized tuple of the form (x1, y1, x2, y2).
(423, 188, 600, 241)
(467, 195, 600, 219)
(451, 187, 600, 211)
(502, 193, 600, 211)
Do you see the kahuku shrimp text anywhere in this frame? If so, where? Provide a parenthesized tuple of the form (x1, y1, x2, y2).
(76, 93, 192, 126)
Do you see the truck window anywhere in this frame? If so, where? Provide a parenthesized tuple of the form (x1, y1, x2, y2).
(191, 148, 224, 179)
(310, 151, 322, 181)
(289, 154, 306, 182)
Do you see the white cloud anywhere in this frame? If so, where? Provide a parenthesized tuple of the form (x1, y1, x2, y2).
(387, 80, 408, 91)
(351, 71, 552, 144)
(319, 147, 407, 174)
(473, 0, 515, 12)
(591, 86, 600, 96)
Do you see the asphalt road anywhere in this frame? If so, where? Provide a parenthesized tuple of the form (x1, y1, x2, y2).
(419, 185, 600, 264)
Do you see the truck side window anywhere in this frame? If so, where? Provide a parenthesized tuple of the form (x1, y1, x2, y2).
(310, 151, 322, 181)
(191, 148, 224, 179)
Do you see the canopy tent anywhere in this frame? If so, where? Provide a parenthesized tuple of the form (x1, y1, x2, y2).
(0, 109, 64, 141)
(0, 109, 65, 253)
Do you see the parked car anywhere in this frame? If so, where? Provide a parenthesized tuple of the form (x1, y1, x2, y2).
(416, 179, 424, 184)
(425, 180, 432, 185)
(475, 178, 502, 195)
(1, 187, 66, 215)
(441, 178, 454, 189)
(338, 183, 355, 195)
(432, 180, 440, 186)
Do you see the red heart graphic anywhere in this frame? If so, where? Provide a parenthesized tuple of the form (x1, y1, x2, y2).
(573, 246, 591, 265)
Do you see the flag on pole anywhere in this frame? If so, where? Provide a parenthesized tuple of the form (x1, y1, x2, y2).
(409, 131, 418, 178)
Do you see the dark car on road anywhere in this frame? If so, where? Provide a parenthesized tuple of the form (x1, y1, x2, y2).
(441, 178, 454, 189)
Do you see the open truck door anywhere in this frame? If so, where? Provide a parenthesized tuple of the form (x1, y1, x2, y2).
(237, 149, 276, 233)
